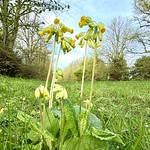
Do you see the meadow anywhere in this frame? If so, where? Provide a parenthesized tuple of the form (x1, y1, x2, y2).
(0, 75, 150, 149)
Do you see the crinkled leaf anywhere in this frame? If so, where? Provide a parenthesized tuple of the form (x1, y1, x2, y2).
(91, 127, 125, 145)
(74, 104, 102, 129)
(62, 135, 110, 150)
(31, 141, 42, 150)
(44, 108, 59, 138)
(78, 110, 89, 136)
(63, 100, 79, 137)
(17, 111, 55, 149)
(27, 130, 40, 143)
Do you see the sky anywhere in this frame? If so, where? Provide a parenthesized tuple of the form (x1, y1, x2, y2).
(40, 0, 134, 69)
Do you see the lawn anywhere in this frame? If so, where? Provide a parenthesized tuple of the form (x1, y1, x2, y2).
(0, 75, 150, 149)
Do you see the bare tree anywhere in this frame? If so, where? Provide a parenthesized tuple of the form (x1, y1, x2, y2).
(101, 17, 133, 80)
(14, 14, 52, 79)
(132, 0, 150, 53)
(0, 0, 69, 76)
(16, 14, 51, 66)
(104, 17, 133, 61)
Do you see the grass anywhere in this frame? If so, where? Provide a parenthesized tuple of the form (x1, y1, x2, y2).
(0, 75, 150, 149)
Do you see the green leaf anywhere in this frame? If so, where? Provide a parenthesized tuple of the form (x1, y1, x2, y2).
(63, 100, 79, 137)
(74, 104, 102, 129)
(91, 127, 125, 145)
(62, 135, 110, 150)
(17, 111, 55, 149)
(27, 130, 40, 143)
(31, 141, 42, 150)
(44, 108, 59, 138)
(78, 110, 89, 136)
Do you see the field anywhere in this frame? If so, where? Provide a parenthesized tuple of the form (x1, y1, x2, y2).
(0, 75, 150, 149)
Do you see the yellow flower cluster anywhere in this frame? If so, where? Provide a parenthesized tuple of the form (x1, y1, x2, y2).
(78, 16, 87, 28)
(59, 37, 76, 53)
(53, 84, 68, 100)
(76, 16, 106, 49)
(35, 85, 50, 100)
(38, 18, 76, 53)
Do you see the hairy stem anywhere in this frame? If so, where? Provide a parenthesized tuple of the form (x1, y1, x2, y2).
(45, 40, 56, 89)
(89, 42, 97, 102)
(49, 46, 61, 108)
(80, 41, 88, 112)
(59, 99, 65, 149)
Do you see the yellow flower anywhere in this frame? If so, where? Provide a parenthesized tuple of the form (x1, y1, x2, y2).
(71, 39, 76, 48)
(53, 84, 68, 100)
(45, 38, 49, 43)
(35, 85, 50, 100)
(38, 31, 44, 36)
(96, 43, 101, 47)
(98, 23, 106, 33)
(54, 18, 60, 25)
(62, 45, 66, 50)
(78, 21, 85, 28)
(81, 16, 87, 22)
(61, 25, 68, 33)
(62, 36, 65, 39)
(35, 88, 40, 98)
(43, 88, 50, 100)
(46, 29, 51, 34)
(84, 36, 88, 40)
(75, 34, 80, 39)
(101, 27, 106, 33)
(69, 29, 74, 34)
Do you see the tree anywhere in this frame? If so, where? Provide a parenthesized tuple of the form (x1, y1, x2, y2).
(101, 17, 132, 80)
(74, 57, 107, 81)
(0, 0, 69, 76)
(14, 14, 52, 79)
(108, 58, 128, 80)
(62, 59, 81, 82)
(132, 56, 150, 79)
(132, 0, 150, 53)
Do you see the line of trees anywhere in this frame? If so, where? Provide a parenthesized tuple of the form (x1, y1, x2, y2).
(62, 55, 150, 82)
(0, 0, 149, 80)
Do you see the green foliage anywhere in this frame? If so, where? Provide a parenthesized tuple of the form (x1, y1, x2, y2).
(63, 100, 79, 137)
(0, 50, 22, 76)
(0, 76, 150, 149)
(62, 135, 110, 150)
(62, 59, 81, 82)
(108, 58, 128, 80)
(133, 56, 150, 80)
(17, 64, 51, 80)
(0, 0, 69, 77)
(75, 57, 107, 81)
(16, 100, 124, 149)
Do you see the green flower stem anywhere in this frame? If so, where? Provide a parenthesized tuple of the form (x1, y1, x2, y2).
(59, 99, 65, 150)
(80, 41, 88, 112)
(49, 46, 61, 108)
(45, 40, 56, 89)
(89, 41, 97, 102)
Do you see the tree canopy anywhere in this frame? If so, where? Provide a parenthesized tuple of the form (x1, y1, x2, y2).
(132, 0, 150, 53)
(0, 0, 69, 76)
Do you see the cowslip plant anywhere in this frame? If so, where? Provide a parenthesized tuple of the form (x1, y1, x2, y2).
(38, 18, 75, 108)
(76, 16, 106, 110)
(17, 17, 125, 150)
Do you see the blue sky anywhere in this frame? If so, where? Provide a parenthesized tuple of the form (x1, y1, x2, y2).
(41, 0, 134, 69)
